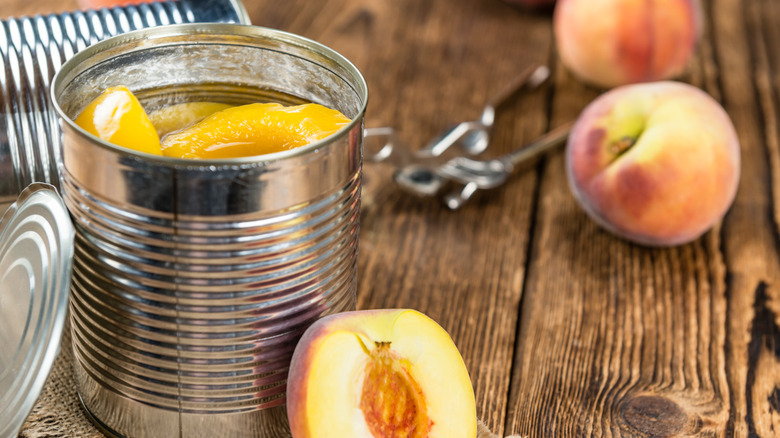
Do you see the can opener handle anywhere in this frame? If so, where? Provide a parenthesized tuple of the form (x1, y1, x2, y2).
(363, 64, 571, 209)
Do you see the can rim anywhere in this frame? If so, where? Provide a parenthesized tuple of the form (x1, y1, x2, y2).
(227, 0, 252, 26)
(50, 23, 368, 167)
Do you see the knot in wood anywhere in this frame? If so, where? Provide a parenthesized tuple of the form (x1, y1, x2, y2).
(621, 395, 687, 436)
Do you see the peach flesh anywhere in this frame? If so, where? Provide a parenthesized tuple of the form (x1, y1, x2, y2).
(74, 85, 162, 155)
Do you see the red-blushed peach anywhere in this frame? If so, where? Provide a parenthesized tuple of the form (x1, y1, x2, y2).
(286, 309, 476, 438)
(565, 81, 740, 246)
(554, 0, 703, 88)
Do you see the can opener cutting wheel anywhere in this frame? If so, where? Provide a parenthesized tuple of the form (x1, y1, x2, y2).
(363, 64, 572, 209)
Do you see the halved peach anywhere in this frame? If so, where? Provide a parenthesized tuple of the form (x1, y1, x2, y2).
(74, 85, 162, 155)
(287, 309, 477, 438)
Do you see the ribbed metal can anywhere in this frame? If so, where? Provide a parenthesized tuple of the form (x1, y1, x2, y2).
(51, 24, 367, 438)
(0, 0, 250, 214)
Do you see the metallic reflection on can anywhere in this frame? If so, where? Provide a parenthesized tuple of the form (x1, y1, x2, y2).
(0, 0, 250, 214)
(52, 24, 367, 438)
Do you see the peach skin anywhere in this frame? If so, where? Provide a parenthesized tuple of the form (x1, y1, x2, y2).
(565, 81, 740, 246)
(554, 0, 703, 88)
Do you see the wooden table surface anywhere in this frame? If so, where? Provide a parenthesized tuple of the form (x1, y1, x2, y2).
(4, 0, 780, 437)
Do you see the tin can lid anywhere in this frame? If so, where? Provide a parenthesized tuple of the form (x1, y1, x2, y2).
(0, 183, 74, 437)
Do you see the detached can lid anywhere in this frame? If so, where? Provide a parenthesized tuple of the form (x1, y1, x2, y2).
(0, 183, 74, 437)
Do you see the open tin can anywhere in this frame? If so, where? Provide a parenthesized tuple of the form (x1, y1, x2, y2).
(51, 24, 367, 437)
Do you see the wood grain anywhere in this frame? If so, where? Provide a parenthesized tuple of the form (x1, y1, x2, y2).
(507, 0, 780, 437)
(244, 1, 558, 433)
(1, 0, 778, 437)
(0, 0, 78, 17)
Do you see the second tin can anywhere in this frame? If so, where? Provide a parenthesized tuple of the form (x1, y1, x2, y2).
(51, 24, 367, 438)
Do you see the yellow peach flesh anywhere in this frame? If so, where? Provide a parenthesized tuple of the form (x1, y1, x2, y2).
(76, 87, 351, 159)
(74, 85, 162, 155)
(160, 102, 351, 159)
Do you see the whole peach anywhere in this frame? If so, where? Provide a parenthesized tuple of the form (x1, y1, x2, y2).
(566, 81, 740, 246)
(554, 0, 703, 88)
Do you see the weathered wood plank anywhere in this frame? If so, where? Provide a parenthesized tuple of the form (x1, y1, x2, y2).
(1, 0, 557, 434)
(0, 0, 77, 17)
(5, 0, 778, 436)
(729, 0, 780, 435)
(506, 0, 780, 436)
(257, 1, 558, 433)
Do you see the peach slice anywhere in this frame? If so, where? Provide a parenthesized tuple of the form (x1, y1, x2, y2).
(74, 85, 162, 155)
(148, 101, 232, 138)
(287, 309, 477, 438)
(160, 102, 351, 159)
